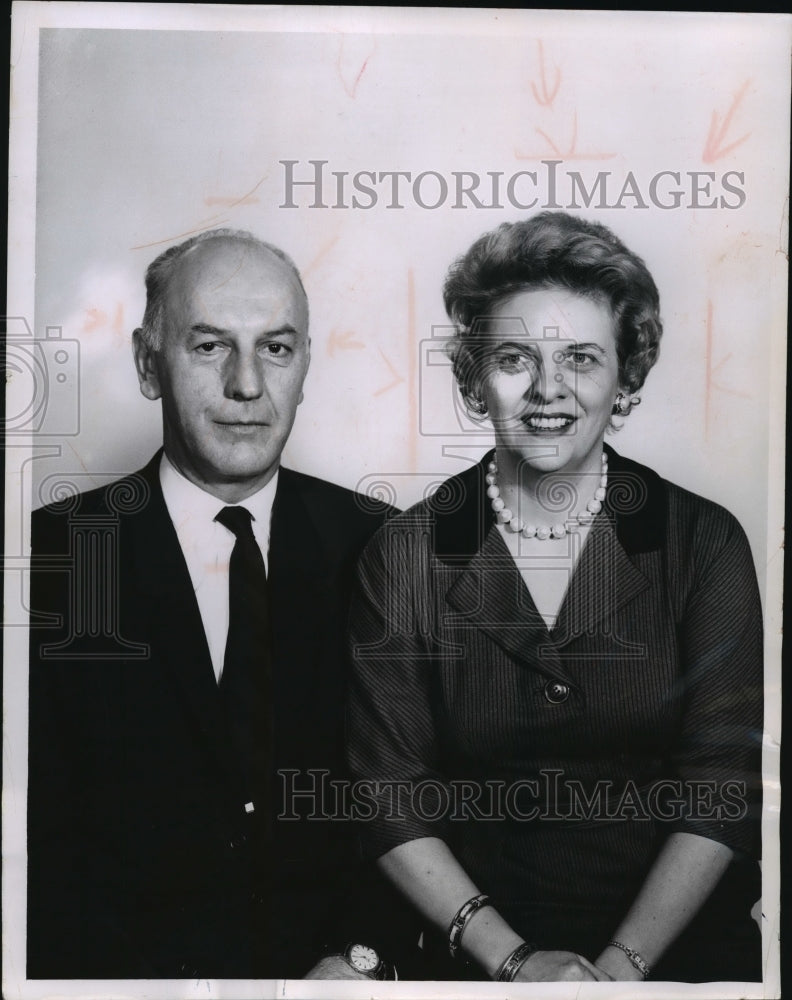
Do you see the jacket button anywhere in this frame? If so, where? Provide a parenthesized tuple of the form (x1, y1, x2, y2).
(544, 680, 570, 704)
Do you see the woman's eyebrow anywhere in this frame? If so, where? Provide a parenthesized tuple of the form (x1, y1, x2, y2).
(561, 341, 607, 354)
(487, 339, 539, 351)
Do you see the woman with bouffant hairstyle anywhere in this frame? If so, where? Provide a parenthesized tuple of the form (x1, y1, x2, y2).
(348, 212, 762, 983)
(445, 213, 660, 414)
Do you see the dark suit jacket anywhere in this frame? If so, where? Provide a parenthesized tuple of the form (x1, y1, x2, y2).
(348, 446, 763, 982)
(27, 452, 407, 979)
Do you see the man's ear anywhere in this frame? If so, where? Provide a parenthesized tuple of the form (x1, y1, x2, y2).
(132, 328, 162, 401)
(298, 337, 311, 406)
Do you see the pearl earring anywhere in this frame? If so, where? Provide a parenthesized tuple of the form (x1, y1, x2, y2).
(613, 391, 641, 416)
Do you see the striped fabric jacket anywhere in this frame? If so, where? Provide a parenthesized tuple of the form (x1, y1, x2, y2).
(348, 445, 763, 981)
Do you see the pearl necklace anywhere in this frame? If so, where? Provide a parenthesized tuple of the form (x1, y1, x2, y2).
(486, 453, 608, 540)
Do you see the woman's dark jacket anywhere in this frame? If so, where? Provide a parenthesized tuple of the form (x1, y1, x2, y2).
(348, 446, 763, 982)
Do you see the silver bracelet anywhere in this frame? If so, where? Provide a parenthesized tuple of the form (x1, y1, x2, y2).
(607, 940, 651, 979)
(448, 893, 491, 958)
(495, 941, 537, 982)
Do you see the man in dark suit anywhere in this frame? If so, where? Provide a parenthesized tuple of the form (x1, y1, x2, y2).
(27, 230, 409, 980)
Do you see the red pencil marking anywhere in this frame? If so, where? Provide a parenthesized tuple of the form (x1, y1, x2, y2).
(535, 112, 576, 157)
(373, 349, 404, 397)
(327, 329, 364, 357)
(131, 218, 229, 251)
(302, 232, 340, 278)
(112, 302, 124, 335)
(530, 40, 561, 109)
(705, 299, 751, 437)
(703, 80, 751, 163)
(82, 308, 106, 333)
(337, 36, 377, 98)
(203, 175, 267, 209)
(516, 112, 616, 161)
(204, 195, 259, 207)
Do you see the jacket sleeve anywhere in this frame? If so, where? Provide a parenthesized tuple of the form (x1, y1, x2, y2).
(27, 504, 143, 977)
(347, 515, 453, 860)
(670, 502, 764, 858)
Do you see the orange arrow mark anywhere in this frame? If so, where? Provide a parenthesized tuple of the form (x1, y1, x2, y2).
(303, 233, 340, 279)
(337, 35, 377, 99)
(82, 308, 107, 332)
(703, 80, 751, 163)
(704, 299, 751, 437)
(530, 40, 561, 109)
(516, 112, 616, 161)
(373, 349, 405, 396)
(112, 302, 125, 335)
(327, 329, 365, 357)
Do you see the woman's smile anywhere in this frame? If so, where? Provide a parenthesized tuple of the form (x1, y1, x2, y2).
(520, 412, 577, 432)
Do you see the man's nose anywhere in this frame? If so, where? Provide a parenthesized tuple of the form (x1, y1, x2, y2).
(224, 351, 265, 401)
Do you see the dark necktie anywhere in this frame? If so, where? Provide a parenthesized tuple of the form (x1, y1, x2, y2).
(214, 506, 273, 822)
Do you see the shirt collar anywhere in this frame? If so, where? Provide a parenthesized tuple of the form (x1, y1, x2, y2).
(159, 452, 279, 536)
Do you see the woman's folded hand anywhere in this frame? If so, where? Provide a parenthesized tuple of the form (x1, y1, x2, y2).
(513, 950, 613, 982)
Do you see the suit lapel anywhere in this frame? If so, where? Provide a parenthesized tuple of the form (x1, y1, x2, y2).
(446, 524, 559, 671)
(267, 470, 334, 716)
(552, 514, 651, 645)
(439, 457, 569, 680)
(550, 443, 665, 646)
(439, 448, 658, 676)
(127, 455, 230, 764)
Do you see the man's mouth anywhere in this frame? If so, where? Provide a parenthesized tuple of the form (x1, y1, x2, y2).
(521, 413, 576, 431)
(214, 421, 269, 433)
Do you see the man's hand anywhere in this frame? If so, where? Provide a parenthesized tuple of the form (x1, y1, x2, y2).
(514, 950, 613, 982)
(303, 955, 370, 980)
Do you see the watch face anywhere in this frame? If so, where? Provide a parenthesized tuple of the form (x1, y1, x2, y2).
(349, 943, 379, 972)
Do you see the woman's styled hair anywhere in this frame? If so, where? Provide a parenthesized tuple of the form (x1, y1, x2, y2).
(443, 212, 662, 413)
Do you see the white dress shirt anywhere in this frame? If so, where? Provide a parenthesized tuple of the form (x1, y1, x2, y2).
(159, 453, 278, 683)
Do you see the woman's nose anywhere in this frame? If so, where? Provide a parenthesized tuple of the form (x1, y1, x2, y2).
(530, 351, 568, 401)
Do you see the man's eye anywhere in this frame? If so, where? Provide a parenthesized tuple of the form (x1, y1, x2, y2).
(196, 342, 220, 354)
(265, 343, 290, 357)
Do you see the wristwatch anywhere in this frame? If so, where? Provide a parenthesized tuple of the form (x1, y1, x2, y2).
(343, 942, 395, 980)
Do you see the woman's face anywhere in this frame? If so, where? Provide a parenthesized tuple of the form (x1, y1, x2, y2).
(479, 286, 621, 477)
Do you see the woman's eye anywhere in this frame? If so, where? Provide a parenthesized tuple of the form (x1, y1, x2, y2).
(568, 351, 595, 366)
(496, 352, 528, 371)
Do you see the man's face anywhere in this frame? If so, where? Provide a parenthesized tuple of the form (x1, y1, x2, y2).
(134, 238, 310, 502)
